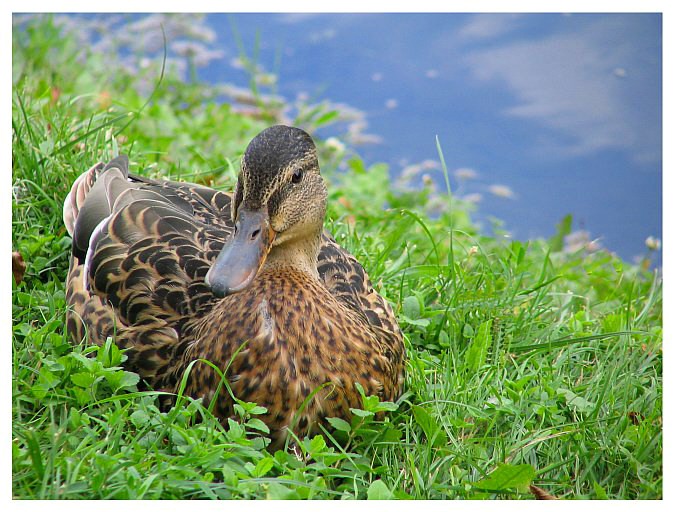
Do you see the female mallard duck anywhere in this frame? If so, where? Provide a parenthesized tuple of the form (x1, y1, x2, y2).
(64, 125, 404, 448)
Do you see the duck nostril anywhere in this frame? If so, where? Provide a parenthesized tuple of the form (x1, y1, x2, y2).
(250, 228, 261, 240)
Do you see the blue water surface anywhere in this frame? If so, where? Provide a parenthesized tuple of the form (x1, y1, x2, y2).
(17, 13, 658, 262)
(200, 13, 662, 263)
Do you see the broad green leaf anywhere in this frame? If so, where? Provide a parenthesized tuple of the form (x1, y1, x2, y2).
(363, 395, 380, 411)
(309, 435, 326, 454)
(367, 479, 393, 500)
(402, 295, 421, 320)
(252, 457, 275, 477)
(350, 408, 374, 418)
(393, 489, 413, 500)
(411, 404, 447, 448)
(326, 417, 351, 432)
(593, 481, 609, 499)
(462, 323, 475, 338)
(266, 482, 296, 499)
(70, 371, 95, 388)
(602, 313, 625, 333)
(249, 405, 268, 415)
(38, 367, 60, 389)
(226, 418, 244, 440)
(129, 409, 150, 427)
(42, 357, 65, 372)
(246, 418, 270, 433)
(375, 401, 399, 412)
(557, 388, 595, 412)
(382, 427, 402, 442)
(466, 319, 492, 371)
(474, 463, 536, 493)
(438, 330, 450, 347)
(119, 371, 140, 389)
(402, 317, 430, 327)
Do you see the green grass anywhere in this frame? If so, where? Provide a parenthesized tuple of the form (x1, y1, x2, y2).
(12, 16, 662, 499)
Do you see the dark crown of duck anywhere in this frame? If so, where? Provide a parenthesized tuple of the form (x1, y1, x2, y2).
(206, 125, 327, 297)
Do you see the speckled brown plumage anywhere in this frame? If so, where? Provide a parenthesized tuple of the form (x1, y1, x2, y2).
(64, 125, 405, 449)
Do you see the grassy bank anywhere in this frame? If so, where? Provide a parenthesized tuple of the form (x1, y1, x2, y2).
(12, 15, 662, 499)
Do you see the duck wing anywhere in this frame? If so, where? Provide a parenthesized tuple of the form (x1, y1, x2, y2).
(65, 157, 233, 360)
(318, 233, 402, 339)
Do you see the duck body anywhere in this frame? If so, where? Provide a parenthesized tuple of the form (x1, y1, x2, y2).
(64, 126, 404, 448)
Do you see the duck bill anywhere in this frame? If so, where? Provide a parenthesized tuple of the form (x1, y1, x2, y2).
(206, 208, 276, 298)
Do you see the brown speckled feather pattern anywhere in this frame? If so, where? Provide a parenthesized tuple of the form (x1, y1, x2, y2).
(65, 155, 404, 448)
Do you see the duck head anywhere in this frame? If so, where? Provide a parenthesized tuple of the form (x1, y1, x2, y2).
(205, 125, 327, 297)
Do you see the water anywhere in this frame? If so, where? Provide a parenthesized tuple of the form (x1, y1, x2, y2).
(200, 13, 662, 264)
(18, 13, 660, 264)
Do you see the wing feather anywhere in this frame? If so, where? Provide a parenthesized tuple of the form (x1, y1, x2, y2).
(318, 232, 401, 337)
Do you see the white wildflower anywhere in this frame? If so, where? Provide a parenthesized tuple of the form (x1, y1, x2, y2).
(645, 236, 661, 251)
(325, 137, 346, 153)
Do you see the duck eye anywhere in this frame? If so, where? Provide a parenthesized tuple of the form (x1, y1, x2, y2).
(291, 169, 303, 184)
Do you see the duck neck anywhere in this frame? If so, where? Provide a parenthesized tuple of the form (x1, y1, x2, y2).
(264, 230, 321, 279)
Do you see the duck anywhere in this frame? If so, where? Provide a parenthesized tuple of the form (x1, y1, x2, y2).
(64, 125, 405, 449)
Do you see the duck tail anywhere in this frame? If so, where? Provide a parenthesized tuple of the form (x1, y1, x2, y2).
(63, 161, 103, 237)
(63, 155, 130, 259)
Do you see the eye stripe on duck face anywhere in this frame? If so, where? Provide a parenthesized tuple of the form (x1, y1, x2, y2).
(280, 151, 319, 186)
(238, 148, 320, 215)
(266, 168, 302, 222)
(267, 167, 326, 232)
